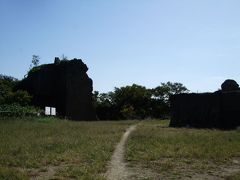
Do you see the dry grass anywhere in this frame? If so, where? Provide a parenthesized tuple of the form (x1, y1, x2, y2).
(0, 117, 135, 179)
(1, 118, 240, 179)
(126, 120, 240, 179)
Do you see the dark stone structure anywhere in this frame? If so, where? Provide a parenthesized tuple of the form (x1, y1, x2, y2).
(170, 80, 240, 129)
(221, 79, 239, 92)
(19, 58, 96, 120)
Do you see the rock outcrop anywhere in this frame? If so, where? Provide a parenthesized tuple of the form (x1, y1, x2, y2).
(221, 79, 239, 92)
(170, 80, 240, 129)
(18, 58, 96, 120)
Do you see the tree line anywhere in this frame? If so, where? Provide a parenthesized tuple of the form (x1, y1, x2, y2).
(93, 82, 189, 120)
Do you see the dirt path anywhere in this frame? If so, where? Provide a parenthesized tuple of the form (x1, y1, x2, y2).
(105, 125, 137, 180)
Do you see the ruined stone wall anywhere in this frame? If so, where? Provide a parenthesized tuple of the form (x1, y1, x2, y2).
(170, 92, 240, 129)
(220, 92, 240, 128)
(18, 58, 96, 120)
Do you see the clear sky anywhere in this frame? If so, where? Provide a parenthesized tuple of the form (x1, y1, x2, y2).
(1, 0, 240, 93)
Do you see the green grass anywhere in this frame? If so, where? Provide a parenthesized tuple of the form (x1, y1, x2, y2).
(0, 167, 28, 180)
(1, 118, 240, 179)
(126, 119, 240, 179)
(0, 117, 135, 179)
(226, 172, 240, 180)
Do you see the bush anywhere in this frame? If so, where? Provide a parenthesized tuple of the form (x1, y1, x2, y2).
(6, 90, 32, 106)
(0, 74, 32, 106)
(0, 104, 41, 117)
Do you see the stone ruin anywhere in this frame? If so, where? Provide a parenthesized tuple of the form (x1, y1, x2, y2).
(18, 58, 96, 120)
(170, 79, 240, 129)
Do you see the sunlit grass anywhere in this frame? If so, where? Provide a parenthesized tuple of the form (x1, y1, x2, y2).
(2, 118, 239, 179)
(0, 117, 135, 179)
(126, 119, 240, 179)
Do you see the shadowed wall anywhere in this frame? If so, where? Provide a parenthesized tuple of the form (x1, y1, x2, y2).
(170, 86, 240, 129)
(18, 58, 96, 120)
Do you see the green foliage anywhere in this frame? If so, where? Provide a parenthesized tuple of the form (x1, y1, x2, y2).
(5, 90, 32, 106)
(121, 104, 136, 119)
(93, 91, 117, 120)
(0, 74, 32, 108)
(0, 104, 40, 117)
(226, 172, 240, 180)
(113, 84, 152, 119)
(152, 81, 189, 104)
(26, 55, 41, 77)
(31, 55, 40, 67)
(0, 167, 28, 180)
(94, 82, 189, 120)
(0, 75, 18, 105)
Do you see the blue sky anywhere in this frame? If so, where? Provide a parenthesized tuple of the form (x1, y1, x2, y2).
(0, 0, 240, 93)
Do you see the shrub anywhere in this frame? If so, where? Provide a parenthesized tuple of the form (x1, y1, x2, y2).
(0, 104, 41, 117)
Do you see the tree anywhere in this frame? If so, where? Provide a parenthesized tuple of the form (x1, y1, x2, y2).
(93, 82, 189, 120)
(111, 84, 152, 119)
(0, 74, 32, 106)
(120, 104, 136, 119)
(0, 74, 18, 104)
(93, 85, 152, 120)
(6, 90, 32, 106)
(31, 55, 40, 67)
(153, 82, 189, 103)
(26, 55, 41, 77)
(93, 91, 117, 120)
(28, 55, 40, 73)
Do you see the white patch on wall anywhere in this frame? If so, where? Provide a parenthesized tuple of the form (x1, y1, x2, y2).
(45, 107, 56, 116)
(51, 107, 56, 116)
(45, 107, 51, 115)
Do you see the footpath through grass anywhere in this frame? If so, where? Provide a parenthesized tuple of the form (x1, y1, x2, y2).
(2, 118, 240, 179)
(126, 120, 240, 179)
(0, 117, 135, 179)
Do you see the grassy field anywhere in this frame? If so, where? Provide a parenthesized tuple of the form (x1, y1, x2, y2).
(126, 120, 240, 179)
(1, 118, 240, 179)
(0, 117, 135, 179)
